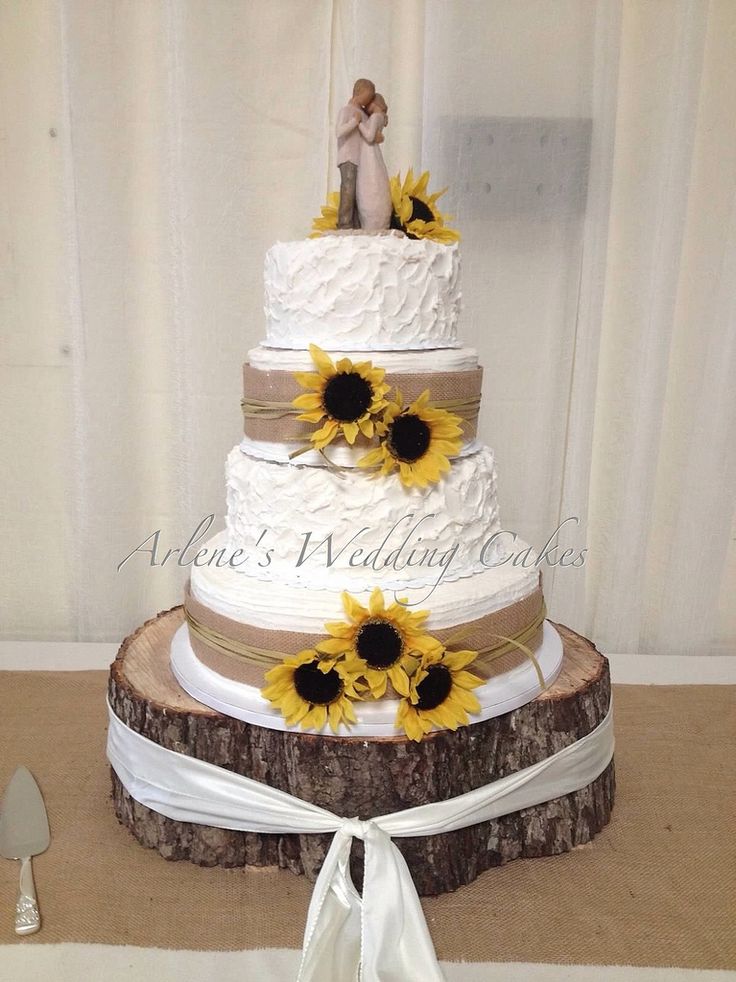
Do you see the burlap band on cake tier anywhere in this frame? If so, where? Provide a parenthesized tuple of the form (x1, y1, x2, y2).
(241, 364, 483, 444)
(183, 578, 545, 691)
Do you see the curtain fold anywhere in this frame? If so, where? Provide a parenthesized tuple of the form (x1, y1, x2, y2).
(586, 0, 736, 655)
(1, 0, 734, 655)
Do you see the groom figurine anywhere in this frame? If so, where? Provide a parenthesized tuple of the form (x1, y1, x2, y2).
(335, 78, 375, 229)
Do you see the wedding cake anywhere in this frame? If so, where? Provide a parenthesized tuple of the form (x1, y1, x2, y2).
(170, 227, 563, 740)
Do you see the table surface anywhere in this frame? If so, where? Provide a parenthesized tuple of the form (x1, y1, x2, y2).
(1, 641, 734, 982)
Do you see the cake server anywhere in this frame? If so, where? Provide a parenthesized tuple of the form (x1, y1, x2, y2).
(0, 766, 50, 935)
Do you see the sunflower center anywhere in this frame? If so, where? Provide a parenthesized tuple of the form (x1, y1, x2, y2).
(293, 660, 344, 705)
(392, 195, 437, 239)
(415, 663, 453, 710)
(409, 196, 435, 224)
(322, 371, 373, 422)
(387, 413, 432, 462)
(355, 618, 404, 670)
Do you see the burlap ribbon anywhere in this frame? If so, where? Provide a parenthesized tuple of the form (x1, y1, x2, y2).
(241, 364, 483, 443)
(183, 579, 545, 690)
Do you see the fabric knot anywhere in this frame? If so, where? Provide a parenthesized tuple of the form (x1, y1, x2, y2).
(339, 816, 373, 840)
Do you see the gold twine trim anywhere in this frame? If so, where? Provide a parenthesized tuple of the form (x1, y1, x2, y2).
(241, 396, 480, 421)
(186, 599, 547, 688)
(186, 610, 291, 666)
(287, 444, 373, 469)
(427, 397, 481, 414)
(444, 601, 547, 690)
(241, 398, 298, 421)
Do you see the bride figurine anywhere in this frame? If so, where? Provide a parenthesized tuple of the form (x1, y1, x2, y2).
(356, 94, 392, 231)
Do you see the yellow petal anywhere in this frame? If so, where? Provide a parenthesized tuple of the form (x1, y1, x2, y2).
(323, 620, 354, 639)
(342, 421, 359, 444)
(453, 670, 485, 690)
(342, 655, 367, 675)
(293, 371, 324, 389)
(316, 637, 351, 655)
(368, 587, 385, 615)
(312, 419, 339, 448)
(285, 701, 312, 724)
(342, 591, 366, 621)
(309, 344, 336, 378)
(328, 701, 344, 731)
(442, 649, 479, 671)
(358, 447, 385, 469)
(293, 392, 323, 410)
(281, 690, 306, 717)
(296, 409, 327, 424)
(414, 171, 430, 197)
(452, 687, 482, 713)
(368, 672, 388, 699)
(391, 669, 412, 698)
(305, 705, 328, 730)
(358, 416, 374, 438)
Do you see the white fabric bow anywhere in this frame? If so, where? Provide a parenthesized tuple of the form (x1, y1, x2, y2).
(107, 700, 614, 982)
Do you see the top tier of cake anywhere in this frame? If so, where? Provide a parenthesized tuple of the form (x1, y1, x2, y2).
(264, 232, 461, 350)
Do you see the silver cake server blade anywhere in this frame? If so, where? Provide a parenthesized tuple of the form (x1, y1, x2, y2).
(0, 766, 50, 934)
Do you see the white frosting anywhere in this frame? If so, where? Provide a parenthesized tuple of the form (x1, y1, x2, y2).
(248, 344, 479, 374)
(225, 444, 505, 590)
(190, 529, 541, 632)
(264, 234, 462, 350)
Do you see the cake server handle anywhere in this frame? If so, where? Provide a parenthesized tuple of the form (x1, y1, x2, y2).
(15, 856, 40, 935)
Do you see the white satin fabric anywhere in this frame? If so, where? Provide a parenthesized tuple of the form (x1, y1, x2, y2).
(107, 700, 614, 982)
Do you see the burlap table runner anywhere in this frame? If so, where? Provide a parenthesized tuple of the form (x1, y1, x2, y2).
(0, 670, 734, 970)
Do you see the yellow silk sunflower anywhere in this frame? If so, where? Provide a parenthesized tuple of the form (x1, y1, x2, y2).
(309, 190, 339, 237)
(393, 646, 484, 742)
(261, 649, 366, 733)
(358, 388, 463, 488)
(315, 587, 438, 699)
(293, 344, 390, 450)
(389, 169, 460, 243)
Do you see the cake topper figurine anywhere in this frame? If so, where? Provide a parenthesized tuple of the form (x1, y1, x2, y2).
(336, 78, 392, 231)
(316, 85, 459, 241)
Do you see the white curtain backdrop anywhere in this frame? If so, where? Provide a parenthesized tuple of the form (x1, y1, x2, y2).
(1, 0, 734, 656)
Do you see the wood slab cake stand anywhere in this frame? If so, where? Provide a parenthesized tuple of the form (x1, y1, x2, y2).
(108, 607, 615, 897)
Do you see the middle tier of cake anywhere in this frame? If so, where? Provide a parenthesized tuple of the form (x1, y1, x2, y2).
(241, 344, 483, 458)
(224, 442, 515, 590)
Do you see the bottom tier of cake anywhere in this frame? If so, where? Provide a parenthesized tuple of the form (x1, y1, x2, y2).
(170, 619, 563, 736)
(107, 607, 615, 896)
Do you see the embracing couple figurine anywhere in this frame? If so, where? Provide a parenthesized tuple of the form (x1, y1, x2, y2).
(335, 78, 391, 231)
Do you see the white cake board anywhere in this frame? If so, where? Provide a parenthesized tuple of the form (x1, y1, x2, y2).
(170, 620, 564, 739)
(238, 434, 482, 467)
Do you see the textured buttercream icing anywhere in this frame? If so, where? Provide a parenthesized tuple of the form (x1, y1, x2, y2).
(264, 234, 461, 350)
(224, 444, 504, 590)
(190, 529, 541, 633)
